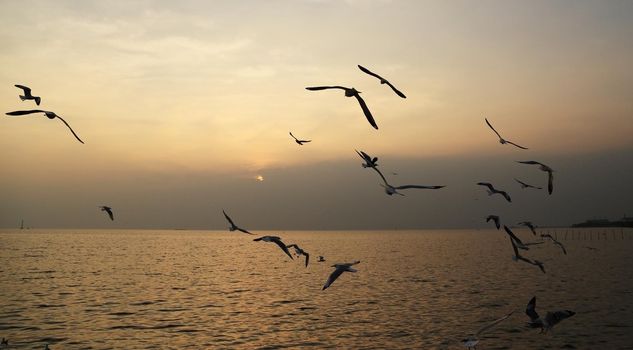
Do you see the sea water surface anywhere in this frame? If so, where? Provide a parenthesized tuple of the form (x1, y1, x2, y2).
(1, 229, 632, 349)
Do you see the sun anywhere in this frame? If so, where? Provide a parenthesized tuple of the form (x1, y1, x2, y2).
(255, 175, 264, 182)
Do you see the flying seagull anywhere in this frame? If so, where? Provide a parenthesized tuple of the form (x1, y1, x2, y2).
(477, 182, 511, 202)
(540, 234, 567, 255)
(317, 256, 326, 262)
(485, 118, 528, 149)
(517, 161, 554, 195)
(374, 167, 445, 196)
(5, 110, 84, 144)
(322, 260, 360, 290)
(222, 210, 253, 235)
(14, 84, 41, 105)
(462, 310, 515, 350)
(525, 296, 575, 333)
(518, 221, 538, 236)
(509, 236, 546, 273)
(305, 86, 378, 129)
(289, 132, 311, 145)
(253, 236, 294, 260)
(355, 149, 378, 168)
(99, 206, 114, 221)
(486, 215, 501, 230)
(357, 64, 406, 98)
(286, 244, 310, 267)
(515, 178, 542, 190)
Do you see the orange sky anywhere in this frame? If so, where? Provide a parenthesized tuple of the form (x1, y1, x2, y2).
(1, 1, 632, 228)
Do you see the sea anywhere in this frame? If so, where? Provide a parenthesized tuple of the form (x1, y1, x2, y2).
(1, 229, 632, 349)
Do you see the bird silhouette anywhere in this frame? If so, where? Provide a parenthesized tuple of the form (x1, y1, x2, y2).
(357, 65, 406, 98)
(306, 86, 378, 129)
(6, 109, 84, 144)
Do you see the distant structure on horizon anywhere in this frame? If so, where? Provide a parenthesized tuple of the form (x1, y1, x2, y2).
(571, 215, 633, 228)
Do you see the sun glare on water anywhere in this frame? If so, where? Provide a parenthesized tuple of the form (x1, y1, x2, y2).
(256, 175, 264, 182)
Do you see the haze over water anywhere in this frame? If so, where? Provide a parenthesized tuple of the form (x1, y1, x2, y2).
(2, 229, 632, 349)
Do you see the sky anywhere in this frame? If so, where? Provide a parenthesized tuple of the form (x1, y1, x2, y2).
(1, 0, 632, 229)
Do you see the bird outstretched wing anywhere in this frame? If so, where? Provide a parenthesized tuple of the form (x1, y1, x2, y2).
(14, 84, 32, 95)
(54, 115, 84, 144)
(6, 110, 46, 116)
(485, 118, 502, 139)
(353, 93, 378, 129)
(394, 185, 445, 190)
(505, 140, 528, 150)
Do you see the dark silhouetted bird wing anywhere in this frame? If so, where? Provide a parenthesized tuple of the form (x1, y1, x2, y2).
(477, 182, 495, 191)
(323, 267, 345, 290)
(54, 115, 84, 144)
(485, 118, 503, 139)
(272, 239, 293, 260)
(505, 140, 528, 150)
(352, 93, 378, 129)
(14, 84, 32, 96)
(305, 86, 348, 91)
(548, 171, 554, 195)
(526, 297, 540, 322)
(223, 210, 236, 227)
(504, 226, 525, 246)
(6, 109, 46, 116)
(357, 65, 406, 98)
(394, 185, 445, 190)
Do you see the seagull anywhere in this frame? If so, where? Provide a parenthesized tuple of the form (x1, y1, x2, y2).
(525, 296, 575, 333)
(289, 132, 311, 145)
(584, 246, 599, 251)
(462, 310, 515, 350)
(14, 84, 41, 105)
(518, 221, 538, 236)
(484, 118, 528, 149)
(375, 167, 445, 196)
(322, 260, 360, 290)
(355, 149, 378, 168)
(517, 161, 554, 195)
(515, 178, 542, 190)
(477, 182, 511, 202)
(5, 110, 84, 144)
(540, 234, 567, 255)
(253, 236, 294, 260)
(486, 215, 501, 230)
(509, 236, 546, 273)
(357, 65, 406, 98)
(317, 256, 326, 262)
(99, 206, 114, 221)
(222, 210, 253, 235)
(286, 244, 310, 267)
(305, 86, 378, 129)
